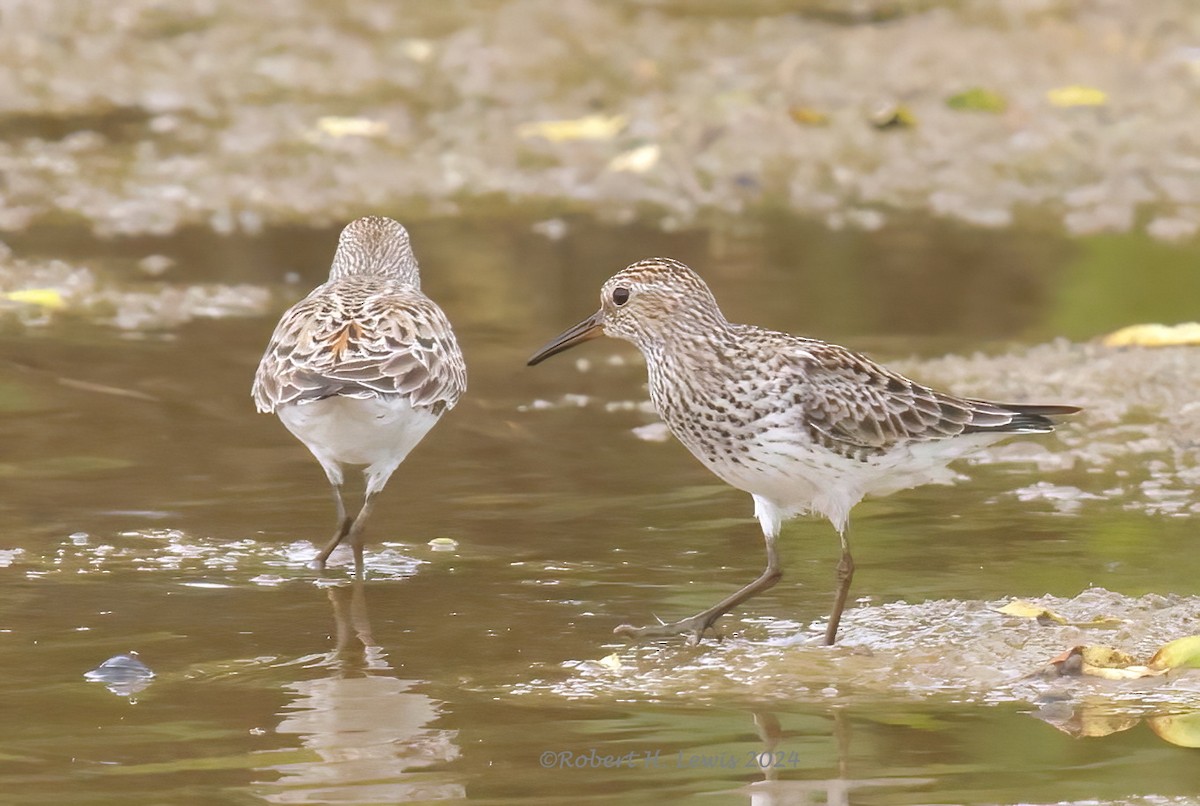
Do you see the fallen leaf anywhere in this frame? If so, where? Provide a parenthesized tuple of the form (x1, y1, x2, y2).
(1102, 322, 1200, 347)
(946, 87, 1008, 113)
(1148, 635, 1200, 670)
(1048, 645, 1168, 680)
(313, 116, 389, 139)
(1147, 712, 1200, 748)
(516, 114, 628, 142)
(1046, 85, 1108, 107)
(788, 106, 829, 126)
(1078, 644, 1139, 670)
(1080, 647, 1161, 676)
(3, 288, 66, 309)
(998, 599, 1067, 624)
(607, 143, 660, 173)
(597, 653, 622, 671)
(870, 103, 916, 130)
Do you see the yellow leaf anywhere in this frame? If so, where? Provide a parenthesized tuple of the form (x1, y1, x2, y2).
(597, 653, 622, 671)
(1079, 644, 1138, 669)
(1148, 635, 1200, 670)
(516, 114, 628, 143)
(998, 600, 1067, 624)
(1147, 713, 1200, 748)
(788, 106, 829, 126)
(1049, 644, 1168, 679)
(946, 87, 1008, 113)
(3, 288, 66, 309)
(1046, 85, 1107, 107)
(1082, 663, 1163, 680)
(1102, 322, 1200, 347)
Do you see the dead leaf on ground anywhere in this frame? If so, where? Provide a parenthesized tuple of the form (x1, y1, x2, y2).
(1148, 635, 1200, 671)
(1103, 322, 1200, 347)
(516, 114, 628, 142)
(788, 106, 829, 126)
(597, 653, 623, 671)
(1044, 635, 1200, 680)
(2, 288, 67, 309)
(998, 599, 1124, 628)
(1048, 645, 1166, 680)
(869, 102, 916, 130)
(946, 87, 1008, 113)
(998, 599, 1068, 624)
(1046, 85, 1108, 107)
(310, 116, 389, 140)
(607, 143, 660, 173)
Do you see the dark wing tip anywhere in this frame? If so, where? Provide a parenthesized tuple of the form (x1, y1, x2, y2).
(1007, 404, 1082, 416)
(964, 401, 1081, 434)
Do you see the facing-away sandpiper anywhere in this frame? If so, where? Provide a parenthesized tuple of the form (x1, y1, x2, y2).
(253, 216, 466, 575)
(529, 257, 1077, 644)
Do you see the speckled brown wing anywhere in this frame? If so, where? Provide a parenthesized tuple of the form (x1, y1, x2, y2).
(788, 340, 1068, 460)
(252, 279, 466, 416)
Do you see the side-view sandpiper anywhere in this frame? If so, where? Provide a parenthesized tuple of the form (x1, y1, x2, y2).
(253, 216, 466, 575)
(528, 257, 1078, 645)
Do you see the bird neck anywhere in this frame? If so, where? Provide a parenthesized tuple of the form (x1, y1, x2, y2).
(641, 318, 737, 386)
(330, 247, 420, 286)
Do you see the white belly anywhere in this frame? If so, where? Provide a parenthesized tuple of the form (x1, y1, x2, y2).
(277, 396, 440, 492)
(695, 429, 1007, 535)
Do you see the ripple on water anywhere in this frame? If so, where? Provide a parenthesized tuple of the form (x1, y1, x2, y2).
(13, 528, 423, 584)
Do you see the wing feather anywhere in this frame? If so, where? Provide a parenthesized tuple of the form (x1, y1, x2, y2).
(252, 278, 466, 415)
(779, 339, 1072, 460)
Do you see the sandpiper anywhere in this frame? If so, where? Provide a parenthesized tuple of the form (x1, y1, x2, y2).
(253, 216, 466, 575)
(528, 258, 1077, 644)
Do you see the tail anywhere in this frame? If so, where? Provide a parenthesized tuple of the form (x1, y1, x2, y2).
(963, 401, 1081, 435)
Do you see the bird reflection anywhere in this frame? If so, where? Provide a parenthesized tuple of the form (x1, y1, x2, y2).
(257, 581, 463, 803)
(742, 710, 930, 805)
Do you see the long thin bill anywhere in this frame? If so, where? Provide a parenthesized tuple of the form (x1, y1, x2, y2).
(527, 310, 604, 365)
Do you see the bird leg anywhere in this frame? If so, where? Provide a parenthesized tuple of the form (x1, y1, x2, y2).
(313, 484, 353, 570)
(615, 529, 782, 643)
(345, 493, 377, 578)
(823, 528, 855, 645)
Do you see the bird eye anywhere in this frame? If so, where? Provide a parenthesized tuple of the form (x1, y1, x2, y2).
(611, 287, 631, 306)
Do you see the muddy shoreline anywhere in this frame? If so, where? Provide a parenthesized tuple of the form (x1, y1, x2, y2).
(0, 0, 1196, 239)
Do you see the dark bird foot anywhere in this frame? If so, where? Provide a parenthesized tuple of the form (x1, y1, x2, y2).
(614, 613, 723, 645)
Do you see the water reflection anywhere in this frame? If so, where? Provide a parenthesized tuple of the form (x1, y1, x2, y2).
(257, 582, 463, 803)
(742, 710, 931, 805)
(1033, 697, 1200, 749)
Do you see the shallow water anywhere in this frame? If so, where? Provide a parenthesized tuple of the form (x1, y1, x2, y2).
(2, 212, 1200, 804)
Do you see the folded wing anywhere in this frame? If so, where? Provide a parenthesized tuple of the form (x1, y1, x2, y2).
(789, 342, 1077, 461)
(252, 282, 466, 416)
